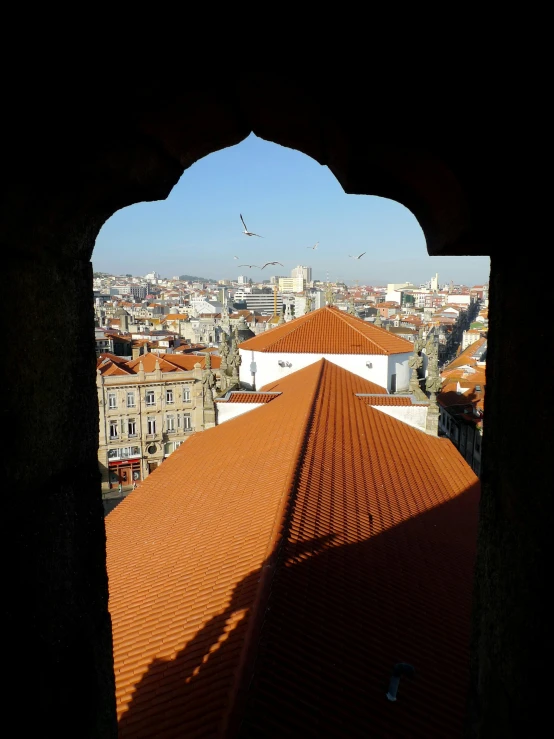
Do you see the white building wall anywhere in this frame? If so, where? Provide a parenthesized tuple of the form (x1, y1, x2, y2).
(215, 402, 266, 424)
(291, 265, 312, 283)
(462, 330, 483, 350)
(294, 295, 308, 317)
(392, 355, 411, 393)
(386, 289, 404, 304)
(311, 291, 325, 309)
(240, 350, 412, 393)
(447, 294, 471, 305)
(371, 404, 429, 431)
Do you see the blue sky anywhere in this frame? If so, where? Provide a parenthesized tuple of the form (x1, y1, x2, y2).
(93, 134, 490, 287)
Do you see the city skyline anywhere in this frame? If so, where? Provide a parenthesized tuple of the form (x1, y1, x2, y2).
(93, 133, 491, 286)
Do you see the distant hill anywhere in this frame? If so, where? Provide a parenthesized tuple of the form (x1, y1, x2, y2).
(179, 274, 216, 283)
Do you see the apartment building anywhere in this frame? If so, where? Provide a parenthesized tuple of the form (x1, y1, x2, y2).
(279, 275, 305, 293)
(97, 351, 220, 491)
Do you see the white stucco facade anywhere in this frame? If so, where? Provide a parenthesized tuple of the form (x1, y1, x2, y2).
(447, 294, 471, 305)
(371, 404, 429, 431)
(215, 402, 267, 424)
(239, 349, 412, 393)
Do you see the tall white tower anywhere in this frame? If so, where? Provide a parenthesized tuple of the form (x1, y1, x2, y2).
(291, 265, 312, 283)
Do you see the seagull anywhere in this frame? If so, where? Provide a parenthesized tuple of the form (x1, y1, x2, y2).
(233, 255, 239, 259)
(238, 264, 260, 269)
(240, 214, 263, 237)
(307, 242, 319, 250)
(349, 252, 366, 260)
(261, 261, 284, 269)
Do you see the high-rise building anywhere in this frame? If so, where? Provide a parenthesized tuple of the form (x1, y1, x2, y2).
(291, 265, 312, 283)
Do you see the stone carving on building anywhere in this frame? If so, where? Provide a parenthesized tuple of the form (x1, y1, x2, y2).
(305, 294, 313, 313)
(227, 326, 242, 386)
(218, 335, 230, 392)
(408, 332, 428, 401)
(425, 334, 442, 436)
(202, 355, 215, 408)
(374, 313, 382, 327)
(325, 284, 334, 306)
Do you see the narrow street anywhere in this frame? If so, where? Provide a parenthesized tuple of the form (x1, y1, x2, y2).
(103, 486, 134, 516)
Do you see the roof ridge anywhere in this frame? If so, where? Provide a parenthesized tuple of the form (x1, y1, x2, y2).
(222, 360, 326, 734)
(331, 306, 392, 352)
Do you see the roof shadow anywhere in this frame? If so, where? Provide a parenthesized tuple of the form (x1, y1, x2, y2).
(117, 484, 479, 738)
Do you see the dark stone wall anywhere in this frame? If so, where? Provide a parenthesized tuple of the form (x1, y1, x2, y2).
(5, 246, 118, 737)
(2, 67, 548, 736)
(465, 256, 550, 737)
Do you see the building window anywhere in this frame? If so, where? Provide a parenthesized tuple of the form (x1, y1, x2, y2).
(183, 387, 191, 402)
(166, 388, 174, 404)
(128, 418, 136, 437)
(164, 440, 183, 456)
(147, 417, 156, 435)
(127, 391, 136, 408)
(109, 420, 118, 439)
(108, 392, 117, 409)
(146, 390, 155, 406)
(183, 413, 192, 431)
(166, 414, 175, 433)
(109, 445, 140, 460)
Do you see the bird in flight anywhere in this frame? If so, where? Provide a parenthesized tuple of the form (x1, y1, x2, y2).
(307, 242, 319, 250)
(240, 214, 263, 237)
(238, 264, 260, 269)
(233, 255, 239, 259)
(261, 261, 284, 269)
(349, 252, 366, 260)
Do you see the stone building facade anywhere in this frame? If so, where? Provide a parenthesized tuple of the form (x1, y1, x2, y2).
(97, 353, 219, 491)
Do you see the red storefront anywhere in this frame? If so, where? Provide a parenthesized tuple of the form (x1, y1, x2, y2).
(108, 457, 142, 488)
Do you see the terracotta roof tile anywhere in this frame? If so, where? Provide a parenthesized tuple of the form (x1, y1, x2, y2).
(358, 395, 421, 406)
(107, 359, 479, 738)
(239, 306, 414, 355)
(260, 372, 388, 395)
(96, 356, 134, 376)
(444, 338, 487, 370)
(125, 353, 182, 373)
(161, 354, 222, 371)
(216, 392, 281, 404)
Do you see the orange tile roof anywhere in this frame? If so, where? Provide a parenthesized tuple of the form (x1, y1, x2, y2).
(96, 361, 133, 376)
(444, 337, 487, 371)
(239, 306, 414, 355)
(97, 352, 129, 365)
(122, 353, 221, 373)
(216, 392, 281, 404)
(161, 353, 222, 371)
(125, 353, 184, 373)
(260, 371, 388, 395)
(358, 395, 422, 406)
(96, 355, 133, 376)
(107, 358, 479, 738)
(439, 365, 486, 415)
